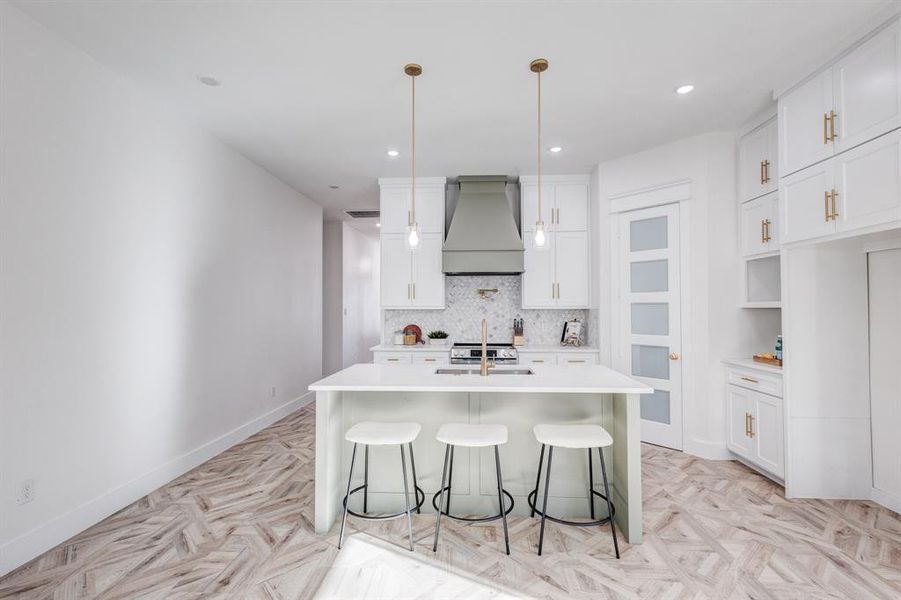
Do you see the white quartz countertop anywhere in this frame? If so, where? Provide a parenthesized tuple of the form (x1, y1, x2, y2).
(370, 344, 599, 353)
(722, 357, 783, 375)
(310, 363, 653, 394)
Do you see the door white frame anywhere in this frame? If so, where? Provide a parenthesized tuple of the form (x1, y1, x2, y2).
(609, 180, 693, 451)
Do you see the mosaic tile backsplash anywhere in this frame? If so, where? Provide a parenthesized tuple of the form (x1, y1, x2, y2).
(383, 276, 591, 346)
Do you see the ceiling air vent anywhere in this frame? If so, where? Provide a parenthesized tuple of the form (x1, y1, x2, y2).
(344, 209, 380, 219)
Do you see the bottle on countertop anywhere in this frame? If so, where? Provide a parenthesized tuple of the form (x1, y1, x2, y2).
(775, 335, 783, 361)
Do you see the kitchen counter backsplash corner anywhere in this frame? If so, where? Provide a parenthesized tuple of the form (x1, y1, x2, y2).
(383, 275, 592, 346)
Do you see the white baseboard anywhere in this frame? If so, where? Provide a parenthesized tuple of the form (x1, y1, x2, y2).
(683, 438, 732, 461)
(0, 392, 313, 578)
(871, 487, 901, 514)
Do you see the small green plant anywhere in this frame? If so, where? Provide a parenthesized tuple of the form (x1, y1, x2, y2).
(427, 330, 449, 339)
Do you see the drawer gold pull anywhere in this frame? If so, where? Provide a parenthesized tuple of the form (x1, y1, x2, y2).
(568, 359, 587, 363)
(424, 358, 436, 362)
(387, 358, 400, 362)
(533, 359, 545, 363)
(740, 376, 759, 384)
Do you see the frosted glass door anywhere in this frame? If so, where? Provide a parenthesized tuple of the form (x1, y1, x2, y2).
(618, 203, 683, 450)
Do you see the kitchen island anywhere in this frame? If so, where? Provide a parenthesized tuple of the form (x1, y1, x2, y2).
(308, 363, 653, 543)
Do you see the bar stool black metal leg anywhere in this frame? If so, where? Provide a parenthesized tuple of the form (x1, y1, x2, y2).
(432, 444, 451, 552)
(598, 447, 620, 559)
(531, 444, 545, 518)
(494, 445, 510, 555)
(537, 446, 554, 556)
(400, 444, 414, 552)
(363, 445, 369, 514)
(588, 448, 595, 520)
(408, 442, 420, 514)
(338, 443, 358, 550)
(446, 445, 455, 515)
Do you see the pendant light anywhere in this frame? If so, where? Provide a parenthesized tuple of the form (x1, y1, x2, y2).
(404, 63, 422, 250)
(530, 58, 549, 249)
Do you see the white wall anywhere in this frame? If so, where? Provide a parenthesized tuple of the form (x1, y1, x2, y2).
(341, 224, 380, 367)
(595, 132, 774, 459)
(0, 3, 322, 576)
(322, 222, 344, 375)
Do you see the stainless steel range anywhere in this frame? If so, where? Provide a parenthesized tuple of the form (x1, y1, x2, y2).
(450, 342, 519, 365)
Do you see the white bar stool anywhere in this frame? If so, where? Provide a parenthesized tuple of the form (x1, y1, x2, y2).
(338, 421, 425, 551)
(432, 423, 513, 555)
(528, 424, 620, 558)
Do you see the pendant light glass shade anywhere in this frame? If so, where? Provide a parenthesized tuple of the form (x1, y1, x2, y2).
(533, 220, 547, 248)
(406, 221, 421, 249)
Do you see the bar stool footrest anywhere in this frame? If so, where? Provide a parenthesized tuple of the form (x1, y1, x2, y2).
(527, 488, 615, 527)
(343, 484, 425, 521)
(431, 487, 514, 523)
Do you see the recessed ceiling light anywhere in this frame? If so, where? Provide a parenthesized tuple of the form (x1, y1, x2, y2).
(387, 149, 400, 157)
(548, 146, 562, 153)
(675, 84, 694, 95)
(375, 222, 381, 228)
(197, 75, 221, 87)
(329, 184, 340, 190)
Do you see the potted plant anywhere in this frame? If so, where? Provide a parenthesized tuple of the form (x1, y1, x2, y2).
(427, 330, 450, 347)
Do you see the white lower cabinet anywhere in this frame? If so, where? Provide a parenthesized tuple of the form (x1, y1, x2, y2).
(725, 365, 784, 480)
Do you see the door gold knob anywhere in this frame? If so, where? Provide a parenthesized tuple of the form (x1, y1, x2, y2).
(669, 352, 680, 360)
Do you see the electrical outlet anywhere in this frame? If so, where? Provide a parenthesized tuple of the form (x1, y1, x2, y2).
(17, 479, 35, 505)
(270, 386, 277, 398)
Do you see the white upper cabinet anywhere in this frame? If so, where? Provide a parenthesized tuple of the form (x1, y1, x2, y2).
(779, 20, 901, 177)
(739, 118, 778, 202)
(741, 192, 779, 257)
(520, 175, 591, 309)
(553, 183, 590, 231)
(378, 178, 446, 309)
(781, 160, 835, 244)
(377, 178, 446, 235)
(833, 21, 901, 154)
(782, 128, 901, 244)
(779, 70, 834, 176)
(833, 127, 901, 232)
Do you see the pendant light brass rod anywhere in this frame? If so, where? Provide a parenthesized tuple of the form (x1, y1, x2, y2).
(537, 67, 541, 224)
(411, 70, 416, 225)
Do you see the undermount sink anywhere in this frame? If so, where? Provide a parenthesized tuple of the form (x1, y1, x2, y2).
(435, 368, 534, 376)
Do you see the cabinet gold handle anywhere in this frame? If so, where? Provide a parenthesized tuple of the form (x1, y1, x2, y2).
(824, 190, 831, 221)
(424, 358, 436, 362)
(745, 413, 750, 437)
(533, 359, 545, 363)
(760, 160, 766, 185)
(823, 112, 830, 144)
(763, 159, 770, 183)
(551, 283, 555, 298)
(829, 110, 837, 141)
(407, 283, 411, 299)
(740, 376, 759, 383)
(412, 283, 416, 300)
(831, 189, 838, 220)
(748, 413, 755, 438)
(568, 360, 587, 364)
(761, 219, 766, 243)
(387, 358, 400, 362)
(763, 219, 771, 242)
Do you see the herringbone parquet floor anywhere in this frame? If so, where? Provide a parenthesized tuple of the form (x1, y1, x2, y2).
(1, 404, 899, 599)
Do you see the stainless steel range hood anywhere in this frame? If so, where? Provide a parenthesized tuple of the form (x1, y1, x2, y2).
(443, 175, 524, 275)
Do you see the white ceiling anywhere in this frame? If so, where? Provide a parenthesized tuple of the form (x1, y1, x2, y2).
(14, 0, 899, 220)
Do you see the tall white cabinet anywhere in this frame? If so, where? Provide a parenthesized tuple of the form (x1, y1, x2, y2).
(378, 177, 446, 309)
(520, 175, 591, 308)
(776, 15, 901, 512)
